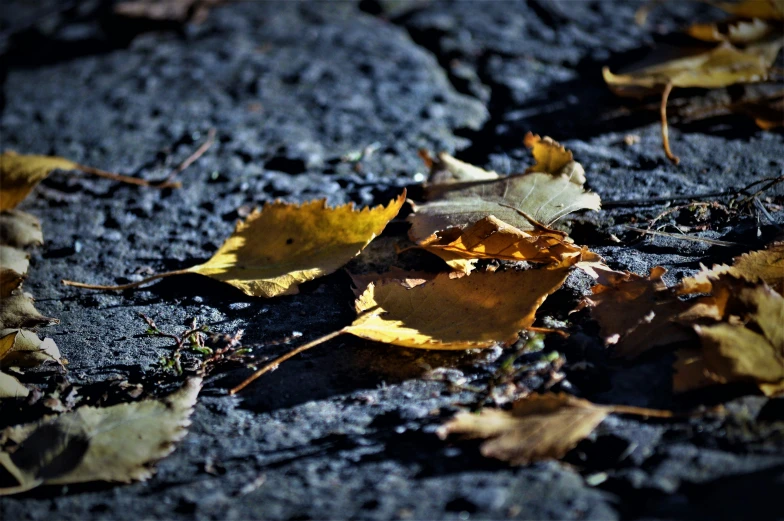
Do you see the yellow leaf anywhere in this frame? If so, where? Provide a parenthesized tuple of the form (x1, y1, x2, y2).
(0, 378, 200, 495)
(0, 246, 29, 297)
(188, 192, 406, 297)
(0, 210, 43, 249)
(437, 393, 671, 465)
(678, 242, 784, 294)
(603, 40, 782, 92)
(523, 132, 584, 182)
(0, 151, 78, 211)
(348, 268, 570, 349)
(580, 267, 694, 358)
(716, 0, 784, 20)
(64, 193, 406, 297)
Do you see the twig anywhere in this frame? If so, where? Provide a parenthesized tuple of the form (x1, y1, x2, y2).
(660, 82, 679, 165)
(162, 128, 216, 185)
(75, 163, 182, 189)
(624, 225, 739, 247)
(62, 268, 191, 291)
(646, 201, 731, 231)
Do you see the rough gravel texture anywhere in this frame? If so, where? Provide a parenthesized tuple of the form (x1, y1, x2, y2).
(1, 1, 783, 520)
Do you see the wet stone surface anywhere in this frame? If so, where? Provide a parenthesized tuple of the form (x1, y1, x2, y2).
(1, 1, 783, 520)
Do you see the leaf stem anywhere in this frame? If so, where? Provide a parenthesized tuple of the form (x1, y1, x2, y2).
(230, 329, 346, 394)
(660, 82, 679, 165)
(607, 404, 673, 418)
(61, 268, 192, 291)
(162, 127, 216, 185)
(75, 163, 182, 189)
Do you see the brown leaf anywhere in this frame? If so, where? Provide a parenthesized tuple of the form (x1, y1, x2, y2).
(0, 245, 29, 297)
(688, 18, 775, 44)
(678, 242, 784, 295)
(0, 295, 59, 331)
(437, 393, 671, 465)
(114, 0, 221, 24)
(0, 210, 43, 249)
(580, 267, 694, 358)
(0, 329, 61, 368)
(716, 0, 784, 20)
(0, 378, 201, 495)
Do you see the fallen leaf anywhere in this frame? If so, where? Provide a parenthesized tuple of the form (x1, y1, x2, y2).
(688, 17, 775, 44)
(64, 192, 406, 297)
(0, 152, 79, 211)
(0, 329, 61, 368)
(0, 377, 201, 495)
(579, 267, 694, 358)
(603, 40, 782, 92)
(348, 267, 438, 297)
(0, 210, 43, 248)
(0, 371, 29, 399)
(230, 267, 571, 393)
(716, 0, 784, 20)
(685, 277, 784, 396)
(422, 151, 499, 185)
(0, 245, 29, 297)
(348, 268, 570, 349)
(409, 138, 600, 245)
(0, 295, 59, 331)
(437, 393, 671, 465)
(522, 132, 585, 183)
(422, 215, 589, 266)
(678, 242, 784, 294)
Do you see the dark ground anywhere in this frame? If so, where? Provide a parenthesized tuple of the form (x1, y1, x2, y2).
(1, 1, 784, 520)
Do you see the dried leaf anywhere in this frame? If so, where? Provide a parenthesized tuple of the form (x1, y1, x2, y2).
(0, 371, 29, 399)
(0, 378, 201, 495)
(114, 0, 220, 24)
(421, 215, 590, 267)
(0, 295, 59, 331)
(580, 267, 694, 358)
(437, 393, 671, 465)
(0, 329, 61, 368)
(424, 151, 499, 185)
(348, 267, 438, 297)
(603, 40, 782, 92)
(523, 132, 585, 183)
(0, 210, 43, 248)
(678, 242, 784, 294)
(0, 151, 78, 211)
(688, 18, 775, 44)
(409, 138, 600, 244)
(0, 245, 29, 297)
(347, 268, 570, 349)
(716, 0, 784, 20)
(687, 279, 784, 396)
(188, 193, 406, 297)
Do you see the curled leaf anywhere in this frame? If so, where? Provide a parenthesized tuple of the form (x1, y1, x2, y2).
(0, 329, 61, 368)
(0, 378, 201, 495)
(423, 151, 499, 185)
(0, 210, 43, 248)
(0, 295, 59, 331)
(688, 18, 775, 44)
(0, 245, 29, 297)
(678, 242, 784, 294)
(437, 393, 671, 465)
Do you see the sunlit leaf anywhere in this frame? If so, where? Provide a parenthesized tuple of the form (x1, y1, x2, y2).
(0, 329, 61, 368)
(0, 296, 59, 331)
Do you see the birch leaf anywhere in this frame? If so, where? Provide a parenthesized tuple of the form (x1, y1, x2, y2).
(678, 242, 784, 295)
(347, 268, 570, 349)
(0, 371, 29, 399)
(0, 329, 61, 368)
(603, 40, 782, 92)
(423, 151, 499, 185)
(437, 393, 671, 465)
(188, 192, 406, 297)
(0, 152, 78, 211)
(0, 295, 59, 331)
(0, 378, 201, 495)
(409, 137, 600, 244)
(0, 246, 29, 297)
(0, 210, 43, 248)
